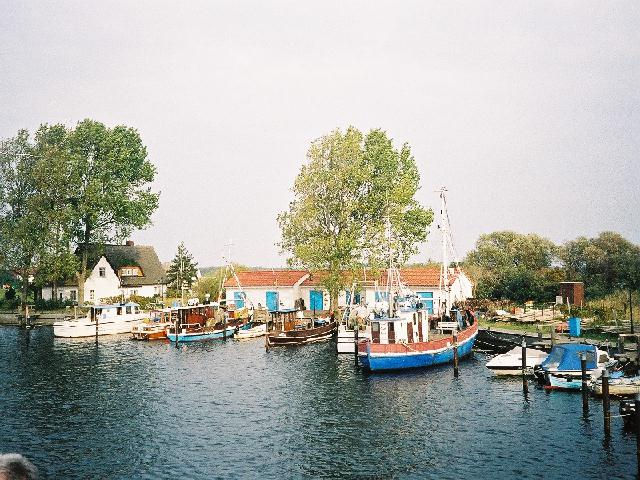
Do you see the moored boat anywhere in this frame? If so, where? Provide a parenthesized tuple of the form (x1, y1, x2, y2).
(165, 304, 234, 343)
(266, 309, 337, 346)
(358, 187, 478, 372)
(54, 302, 148, 338)
(592, 374, 640, 396)
(235, 322, 267, 340)
(486, 346, 548, 376)
(533, 343, 611, 390)
(131, 308, 172, 340)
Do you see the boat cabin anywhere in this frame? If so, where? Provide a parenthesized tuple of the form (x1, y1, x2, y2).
(90, 302, 142, 322)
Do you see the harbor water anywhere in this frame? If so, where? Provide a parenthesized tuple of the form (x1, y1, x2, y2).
(0, 326, 635, 479)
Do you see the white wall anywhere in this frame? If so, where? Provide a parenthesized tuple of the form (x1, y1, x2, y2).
(226, 286, 298, 310)
(84, 257, 121, 303)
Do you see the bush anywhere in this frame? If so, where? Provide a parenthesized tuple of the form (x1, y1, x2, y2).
(34, 298, 76, 311)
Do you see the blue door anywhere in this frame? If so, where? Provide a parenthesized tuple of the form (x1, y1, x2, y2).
(266, 291, 279, 312)
(345, 291, 361, 306)
(310, 290, 323, 310)
(234, 292, 245, 308)
(417, 292, 434, 314)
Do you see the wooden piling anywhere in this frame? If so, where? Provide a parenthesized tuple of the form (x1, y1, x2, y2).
(95, 310, 99, 346)
(580, 352, 589, 413)
(635, 393, 640, 477)
(354, 324, 359, 366)
(602, 369, 611, 436)
(174, 317, 179, 349)
(265, 317, 270, 352)
(521, 339, 528, 393)
(223, 315, 227, 341)
(618, 335, 625, 354)
(453, 334, 459, 378)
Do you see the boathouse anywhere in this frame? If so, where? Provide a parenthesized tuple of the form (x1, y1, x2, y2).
(223, 270, 310, 311)
(41, 241, 168, 304)
(224, 267, 473, 314)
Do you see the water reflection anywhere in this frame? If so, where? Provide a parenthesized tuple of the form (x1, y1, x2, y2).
(0, 327, 636, 479)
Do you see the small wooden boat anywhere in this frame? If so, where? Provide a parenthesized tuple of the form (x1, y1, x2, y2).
(266, 309, 337, 346)
(486, 346, 548, 376)
(167, 324, 235, 342)
(131, 308, 172, 340)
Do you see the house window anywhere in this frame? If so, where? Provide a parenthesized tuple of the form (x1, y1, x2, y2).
(59, 292, 63, 301)
(90, 290, 95, 301)
(99, 267, 106, 278)
(70, 290, 77, 301)
(126, 306, 132, 314)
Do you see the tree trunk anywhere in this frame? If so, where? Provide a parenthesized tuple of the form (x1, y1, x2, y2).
(77, 226, 90, 304)
(21, 272, 29, 310)
(330, 289, 338, 313)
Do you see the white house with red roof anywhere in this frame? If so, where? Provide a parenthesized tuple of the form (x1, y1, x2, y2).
(224, 266, 472, 314)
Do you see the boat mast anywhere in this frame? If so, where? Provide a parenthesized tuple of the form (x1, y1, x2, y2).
(439, 187, 450, 316)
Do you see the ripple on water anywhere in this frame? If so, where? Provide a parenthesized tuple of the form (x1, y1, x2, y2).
(0, 327, 636, 479)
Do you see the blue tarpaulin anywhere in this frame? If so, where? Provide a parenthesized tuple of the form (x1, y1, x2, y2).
(540, 343, 597, 371)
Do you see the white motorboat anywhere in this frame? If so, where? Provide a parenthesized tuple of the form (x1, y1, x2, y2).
(54, 302, 148, 338)
(235, 323, 267, 340)
(486, 346, 548, 376)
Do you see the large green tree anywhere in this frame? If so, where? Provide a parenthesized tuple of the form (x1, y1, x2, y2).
(0, 130, 47, 306)
(66, 119, 159, 303)
(465, 231, 560, 302)
(561, 232, 640, 297)
(278, 127, 432, 310)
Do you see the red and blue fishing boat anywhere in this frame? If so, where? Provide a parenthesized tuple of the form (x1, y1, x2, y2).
(357, 187, 478, 371)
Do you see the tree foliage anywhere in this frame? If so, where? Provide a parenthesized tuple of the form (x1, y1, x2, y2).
(465, 231, 559, 302)
(561, 232, 640, 297)
(166, 242, 199, 296)
(278, 127, 432, 309)
(0, 120, 159, 305)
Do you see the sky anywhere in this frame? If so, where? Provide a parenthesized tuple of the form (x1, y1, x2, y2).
(1, 1, 638, 267)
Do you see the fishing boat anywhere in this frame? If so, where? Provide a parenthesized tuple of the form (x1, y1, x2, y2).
(54, 302, 148, 338)
(486, 346, 548, 376)
(533, 343, 611, 390)
(358, 188, 478, 372)
(165, 304, 235, 343)
(266, 309, 337, 346)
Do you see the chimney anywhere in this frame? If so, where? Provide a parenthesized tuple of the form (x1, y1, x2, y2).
(126, 240, 134, 246)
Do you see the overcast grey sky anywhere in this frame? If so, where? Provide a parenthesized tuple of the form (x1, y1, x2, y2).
(1, 1, 638, 267)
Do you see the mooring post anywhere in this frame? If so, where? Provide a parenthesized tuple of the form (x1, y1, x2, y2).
(636, 334, 640, 375)
(265, 316, 270, 352)
(453, 333, 459, 378)
(174, 317, 179, 349)
(580, 352, 589, 413)
(223, 314, 227, 341)
(95, 310, 99, 346)
(618, 335, 625, 354)
(635, 392, 640, 477)
(602, 368, 611, 436)
(521, 339, 528, 393)
(354, 323, 359, 366)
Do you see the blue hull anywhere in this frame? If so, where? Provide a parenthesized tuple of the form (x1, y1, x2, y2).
(167, 326, 235, 343)
(359, 334, 476, 372)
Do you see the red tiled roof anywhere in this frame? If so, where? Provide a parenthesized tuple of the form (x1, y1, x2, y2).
(223, 270, 308, 288)
(223, 267, 464, 288)
(379, 267, 459, 288)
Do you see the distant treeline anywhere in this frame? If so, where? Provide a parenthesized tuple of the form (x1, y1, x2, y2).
(462, 231, 640, 302)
